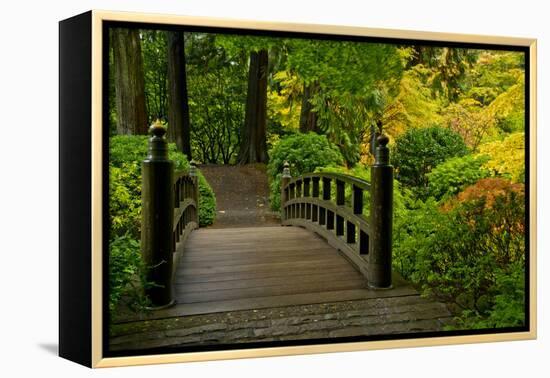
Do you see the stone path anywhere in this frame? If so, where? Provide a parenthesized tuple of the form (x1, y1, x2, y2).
(109, 295, 453, 352)
(198, 164, 280, 228)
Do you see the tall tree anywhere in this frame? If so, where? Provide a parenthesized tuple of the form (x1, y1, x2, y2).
(141, 30, 168, 122)
(112, 28, 148, 135)
(166, 31, 192, 159)
(239, 49, 269, 164)
(299, 80, 320, 133)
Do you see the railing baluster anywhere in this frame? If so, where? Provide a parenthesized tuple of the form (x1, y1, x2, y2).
(312, 177, 320, 197)
(319, 207, 326, 225)
(352, 185, 363, 215)
(326, 210, 334, 230)
(359, 230, 369, 255)
(322, 177, 331, 201)
(336, 179, 345, 206)
(346, 221, 356, 244)
(304, 178, 311, 197)
(336, 215, 344, 236)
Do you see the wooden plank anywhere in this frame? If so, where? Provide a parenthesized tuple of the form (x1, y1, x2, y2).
(176, 258, 350, 276)
(183, 241, 332, 255)
(185, 234, 324, 245)
(175, 264, 358, 284)
(181, 245, 337, 261)
(175, 278, 367, 303)
(174, 271, 366, 293)
(180, 249, 340, 267)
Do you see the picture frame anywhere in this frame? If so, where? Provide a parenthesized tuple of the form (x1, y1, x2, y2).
(59, 9, 537, 368)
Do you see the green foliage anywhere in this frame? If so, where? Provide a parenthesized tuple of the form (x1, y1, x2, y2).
(187, 33, 248, 163)
(427, 154, 491, 200)
(427, 47, 478, 102)
(108, 235, 151, 312)
(197, 174, 216, 226)
(451, 262, 525, 329)
(443, 99, 497, 150)
(109, 164, 141, 239)
(391, 126, 469, 195)
(285, 39, 408, 165)
(267, 133, 344, 210)
(140, 30, 168, 122)
(267, 71, 302, 132)
(463, 51, 524, 106)
(477, 132, 525, 182)
(384, 65, 443, 137)
(394, 179, 525, 329)
(486, 77, 525, 134)
(109, 135, 216, 228)
(108, 135, 217, 312)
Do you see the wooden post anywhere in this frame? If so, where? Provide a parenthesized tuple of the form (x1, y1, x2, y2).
(281, 161, 291, 221)
(141, 121, 175, 308)
(189, 160, 199, 224)
(369, 134, 393, 288)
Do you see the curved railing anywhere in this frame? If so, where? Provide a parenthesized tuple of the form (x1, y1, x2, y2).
(280, 134, 394, 289)
(172, 170, 199, 255)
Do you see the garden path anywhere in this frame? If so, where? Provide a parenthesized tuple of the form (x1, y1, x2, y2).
(198, 164, 280, 228)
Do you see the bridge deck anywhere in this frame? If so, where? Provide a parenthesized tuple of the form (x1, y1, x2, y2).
(174, 225, 416, 314)
(115, 226, 439, 321)
(110, 226, 453, 351)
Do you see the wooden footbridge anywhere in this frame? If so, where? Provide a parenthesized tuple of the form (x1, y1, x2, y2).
(111, 124, 452, 350)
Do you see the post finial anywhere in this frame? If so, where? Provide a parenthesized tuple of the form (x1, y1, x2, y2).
(189, 159, 197, 177)
(375, 133, 390, 166)
(377, 133, 389, 147)
(282, 160, 291, 178)
(149, 119, 166, 138)
(146, 120, 169, 160)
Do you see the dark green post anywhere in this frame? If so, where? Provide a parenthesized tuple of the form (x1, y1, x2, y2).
(141, 121, 175, 308)
(369, 133, 393, 289)
(281, 161, 291, 221)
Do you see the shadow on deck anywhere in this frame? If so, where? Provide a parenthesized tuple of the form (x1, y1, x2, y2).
(110, 226, 453, 352)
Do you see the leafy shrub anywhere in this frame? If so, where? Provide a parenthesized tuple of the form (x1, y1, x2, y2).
(477, 132, 525, 183)
(391, 126, 468, 196)
(109, 135, 216, 229)
(108, 235, 151, 312)
(393, 178, 525, 329)
(110, 164, 141, 239)
(197, 174, 216, 226)
(427, 154, 490, 200)
(108, 135, 217, 313)
(267, 132, 344, 211)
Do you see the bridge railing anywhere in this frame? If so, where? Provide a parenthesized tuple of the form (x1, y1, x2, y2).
(281, 134, 393, 289)
(140, 121, 199, 308)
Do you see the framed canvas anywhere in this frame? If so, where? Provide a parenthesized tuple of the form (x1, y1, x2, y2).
(59, 10, 537, 368)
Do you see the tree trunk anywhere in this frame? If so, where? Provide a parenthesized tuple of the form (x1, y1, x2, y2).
(299, 80, 320, 133)
(167, 31, 192, 160)
(239, 49, 268, 164)
(112, 28, 148, 135)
